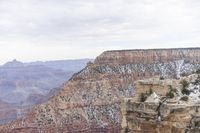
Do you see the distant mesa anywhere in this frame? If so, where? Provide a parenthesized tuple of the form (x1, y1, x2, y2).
(3, 59, 24, 68)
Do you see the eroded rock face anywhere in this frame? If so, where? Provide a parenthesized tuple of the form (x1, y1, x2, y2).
(95, 48, 200, 65)
(121, 75, 200, 133)
(122, 101, 200, 133)
(1, 48, 200, 133)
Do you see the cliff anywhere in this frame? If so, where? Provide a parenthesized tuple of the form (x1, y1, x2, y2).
(95, 48, 200, 65)
(121, 74, 200, 133)
(1, 48, 200, 133)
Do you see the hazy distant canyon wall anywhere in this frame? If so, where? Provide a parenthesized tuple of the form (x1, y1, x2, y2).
(0, 59, 91, 125)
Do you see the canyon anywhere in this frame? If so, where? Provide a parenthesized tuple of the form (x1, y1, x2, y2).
(0, 59, 91, 125)
(1, 48, 200, 133)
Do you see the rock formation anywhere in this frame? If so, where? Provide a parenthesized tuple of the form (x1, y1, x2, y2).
(121, 74, 200, 133)
(1, 48, 200, 133)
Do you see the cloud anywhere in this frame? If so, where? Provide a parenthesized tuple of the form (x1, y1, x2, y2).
(0, 0, 200, 64)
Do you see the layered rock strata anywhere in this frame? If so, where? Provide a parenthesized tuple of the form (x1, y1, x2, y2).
(121, 75, 200, 133)
(1, 48, 200, 133)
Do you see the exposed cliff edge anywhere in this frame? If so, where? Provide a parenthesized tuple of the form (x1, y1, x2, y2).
(121, 74, 200, 133)
(1, 48, 200, 133)
(95, 48, 200, 65)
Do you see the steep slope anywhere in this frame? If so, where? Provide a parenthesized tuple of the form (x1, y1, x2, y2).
(1, 48, 200, 133)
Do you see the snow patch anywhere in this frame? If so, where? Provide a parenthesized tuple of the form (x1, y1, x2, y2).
(188, 85, 200, 103)
(145, 92, 160, 103)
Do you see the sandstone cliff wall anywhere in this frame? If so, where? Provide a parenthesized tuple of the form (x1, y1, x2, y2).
(95, 48, 200, 65)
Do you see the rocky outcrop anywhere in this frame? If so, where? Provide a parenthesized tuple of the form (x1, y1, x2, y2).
(121, 101, 200, 133)
(121, 75, 200, 133)
(1, 48, 200, 133)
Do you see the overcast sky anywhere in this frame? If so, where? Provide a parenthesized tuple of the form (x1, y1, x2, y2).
(0, 0, 200, 64)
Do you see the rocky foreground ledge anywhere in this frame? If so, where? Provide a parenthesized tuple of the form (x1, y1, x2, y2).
(1, 48, 200, 133)
(121, 74, 200, 133)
